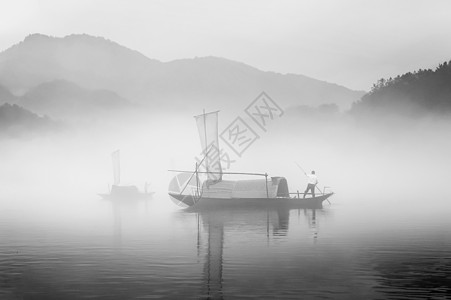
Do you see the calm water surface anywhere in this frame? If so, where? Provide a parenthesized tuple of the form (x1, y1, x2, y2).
(1, 192, 450, 299)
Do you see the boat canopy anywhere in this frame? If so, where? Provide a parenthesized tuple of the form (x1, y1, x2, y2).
(201, 177, 289, 199)
(111, 185, 139, 196)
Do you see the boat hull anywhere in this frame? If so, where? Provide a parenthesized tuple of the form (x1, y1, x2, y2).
(169, 192, 333, 209)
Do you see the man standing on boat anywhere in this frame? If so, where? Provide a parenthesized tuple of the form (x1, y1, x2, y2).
(303, 170, 318, 198)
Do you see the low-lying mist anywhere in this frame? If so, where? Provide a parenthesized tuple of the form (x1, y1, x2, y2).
(1, 106, 450, 214)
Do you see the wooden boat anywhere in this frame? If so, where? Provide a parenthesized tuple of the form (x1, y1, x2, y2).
(99, 150, 154, 200)
(168, 110, 333, 209)
(169, 174, 332, 209)
(169, 193, 332, 209)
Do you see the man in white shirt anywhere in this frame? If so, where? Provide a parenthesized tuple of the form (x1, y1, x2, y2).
(303, 170, 318, 198)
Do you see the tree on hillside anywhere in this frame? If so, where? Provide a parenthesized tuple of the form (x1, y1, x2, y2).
(351, 60, 451, 116)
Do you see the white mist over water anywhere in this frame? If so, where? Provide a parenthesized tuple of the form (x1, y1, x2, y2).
(2, 109, 451, 213)
(1, 108, 450, 299)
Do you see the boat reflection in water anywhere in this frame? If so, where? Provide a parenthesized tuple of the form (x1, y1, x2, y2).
(187, 205, 328, 299)
(104, 194, 153, 248)
(166, 110, 334, 298)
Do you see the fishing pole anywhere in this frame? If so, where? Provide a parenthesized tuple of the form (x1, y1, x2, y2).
(294, 162, 307, 176)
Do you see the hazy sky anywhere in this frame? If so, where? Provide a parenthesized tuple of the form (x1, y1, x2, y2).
(1, 0, 451, 91)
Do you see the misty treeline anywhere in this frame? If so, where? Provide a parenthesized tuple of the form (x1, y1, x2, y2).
(351, 60, 451, 117)
(0, 103, 57, 137)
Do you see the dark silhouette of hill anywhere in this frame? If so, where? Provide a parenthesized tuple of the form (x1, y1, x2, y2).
(0, 34, 364, 112)
(0, 83, 16, 104)
(0, 103, 56, 136)
(0, 34, 160, 97)
(351, 60, 451, 117)
(17, 79, 132, 120)
(144, 56, 364, 112)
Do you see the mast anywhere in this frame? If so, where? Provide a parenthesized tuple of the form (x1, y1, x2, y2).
(196, 162, 200, 198)
(203, 109, 209, 176)
(112, 150, 121, 186)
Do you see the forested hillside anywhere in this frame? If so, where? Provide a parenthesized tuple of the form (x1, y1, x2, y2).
(351, 61, 451, 116)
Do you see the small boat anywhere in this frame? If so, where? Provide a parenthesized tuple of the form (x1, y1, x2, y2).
(99, 150, 154, 200)
(169, 173, 332, 209)
(99, 185, 154, 200)
(168, 111, 333, 209)
(169, 191, 332, 210)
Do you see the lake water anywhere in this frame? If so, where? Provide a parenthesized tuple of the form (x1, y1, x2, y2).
(1, 191, 450, 299)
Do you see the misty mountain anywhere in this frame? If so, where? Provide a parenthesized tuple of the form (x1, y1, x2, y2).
(17, 79, 132, 120)
(0, 34, 364, 112)
(0, 83, 16, 104)
(286, 103, 339, 115)
(351, 60, 451, 117)
(142, 56, 366, 112)
(0, 34, 160, 97)
(0, 103, 56, 136)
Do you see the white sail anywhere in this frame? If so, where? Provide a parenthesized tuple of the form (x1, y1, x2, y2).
(194, 111, 222, 181)
(112, 150, 120, 185)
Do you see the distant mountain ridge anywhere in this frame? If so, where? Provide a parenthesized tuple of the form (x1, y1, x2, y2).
(0, 83, 16, 104)
(18, 79, 132, 120)
(0, 102, 56, 136)
(1, 78, 135, 122)
(0, 33, 365, 112)
(0, 33, 161, 96)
